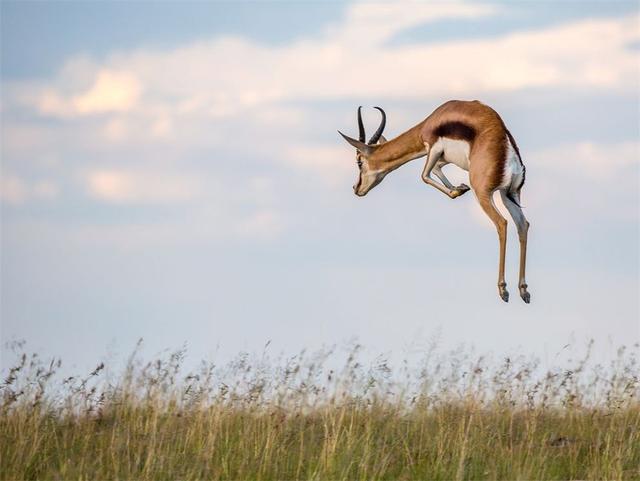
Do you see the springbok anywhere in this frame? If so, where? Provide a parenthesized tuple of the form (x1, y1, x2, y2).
(339, 100, 530, 303)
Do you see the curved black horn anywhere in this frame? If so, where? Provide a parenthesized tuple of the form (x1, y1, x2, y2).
(367, 106, 386, 145)
(357, 106, 365, 143)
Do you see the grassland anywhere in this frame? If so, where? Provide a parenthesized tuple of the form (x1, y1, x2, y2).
(1, 341, 639, 480)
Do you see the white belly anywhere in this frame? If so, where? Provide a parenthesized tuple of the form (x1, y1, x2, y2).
(433, 137, 471, 171)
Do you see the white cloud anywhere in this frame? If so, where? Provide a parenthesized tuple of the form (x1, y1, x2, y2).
(3, 3, 638, 241)
(7, 2, 636, 201)
(75, 169, 286, 244)
(0, 175, 59, 205)
(531, 141, 639, 180)
(37, 196, 285, 248)
(283, 145, 354, 186)
(18, 4, 638, 124)
(38, 69, 141, 117)
(73, 70, 141, 114)
(0, 176, 27, 204)
(466, 140, 640, 228)
(84, 169, 202, 204)
(331, 2, 497, 45)
(235, 209, 284, 239)
(530, 141, 639, 222)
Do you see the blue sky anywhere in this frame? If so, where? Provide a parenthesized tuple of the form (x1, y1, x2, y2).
(1, 1, 639, 371)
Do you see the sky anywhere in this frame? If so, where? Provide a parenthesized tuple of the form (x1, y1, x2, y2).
(1, 1, 639, 372)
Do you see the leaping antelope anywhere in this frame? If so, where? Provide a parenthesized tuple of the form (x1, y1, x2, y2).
(339, 100, 530, 303)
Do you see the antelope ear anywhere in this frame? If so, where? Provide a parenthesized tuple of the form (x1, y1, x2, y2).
(338, 131, 373, 155)
(377, 135, 387, 145)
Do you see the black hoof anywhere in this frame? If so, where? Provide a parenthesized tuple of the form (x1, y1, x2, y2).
(499, 286, 509, 303)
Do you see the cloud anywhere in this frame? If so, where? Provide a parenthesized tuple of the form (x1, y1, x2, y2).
(7, 2, 634, 209)
(2, 2, 638, 244)
(19, 4, 637, 124)
(7, 2, 636, 198)
(466, 140, 640, 228)
(331, 2, 497, 45)
(0, 175, 59, 205)
(529, 141, 639, 222)
(72, 70, 141, 114)
(283, 145, 354, 186)
(53, 206, 284, 248)
(234, 209, 284, 239)
(532, 141, 639, 180)
(84, 169, 202, 204)
(38, 69, 141, 117)
(72, 169, 285, 245)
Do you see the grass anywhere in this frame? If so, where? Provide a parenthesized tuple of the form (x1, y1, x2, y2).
(1, 340, 639, 480)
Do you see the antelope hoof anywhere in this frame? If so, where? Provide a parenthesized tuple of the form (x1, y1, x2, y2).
(451, 184, 471, 199)
(451, 184, 470, 199)
(519, 286, 531, 304)
(498, 284, 509, 303)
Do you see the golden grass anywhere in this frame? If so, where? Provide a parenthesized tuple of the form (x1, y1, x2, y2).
(1, 341, 639, 480)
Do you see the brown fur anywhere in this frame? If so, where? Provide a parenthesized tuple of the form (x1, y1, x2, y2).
(354, 100, 530, 303)
(368, 100, 511, 192)
(367, 124, 426, 171)
(422, 100, 508, 193)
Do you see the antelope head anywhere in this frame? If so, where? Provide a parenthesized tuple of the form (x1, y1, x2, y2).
(338, 106, 388, 197)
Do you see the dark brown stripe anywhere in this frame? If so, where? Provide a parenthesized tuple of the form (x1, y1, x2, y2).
(434, 121, 476, 142)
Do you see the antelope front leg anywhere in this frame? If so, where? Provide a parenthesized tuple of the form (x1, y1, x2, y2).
(433, 164, 471, 198)
(421, 152, 470, 199)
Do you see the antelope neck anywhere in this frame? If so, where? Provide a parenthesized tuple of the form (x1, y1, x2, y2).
(370, 125, 426, 172)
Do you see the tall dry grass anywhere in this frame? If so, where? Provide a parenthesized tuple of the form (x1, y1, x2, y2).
(1, 340, 639, 480)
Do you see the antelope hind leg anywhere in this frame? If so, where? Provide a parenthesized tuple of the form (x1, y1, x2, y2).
(500, 191, 531, 303)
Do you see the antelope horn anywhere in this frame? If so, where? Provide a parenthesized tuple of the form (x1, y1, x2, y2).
(367, 106, 386, 145)
(357, 106, 365, 143)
